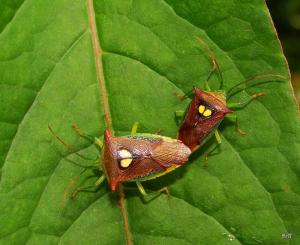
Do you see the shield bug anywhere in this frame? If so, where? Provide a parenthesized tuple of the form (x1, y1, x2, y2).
(101, 126, 191, 194)
(49, 123, 191, 197)
(175, 37, 285, 156)
(177, 88, 232, 152)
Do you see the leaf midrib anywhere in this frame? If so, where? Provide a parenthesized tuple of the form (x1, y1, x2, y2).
(85, 0, 133, 244)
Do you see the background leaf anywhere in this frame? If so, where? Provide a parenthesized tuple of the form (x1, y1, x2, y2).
(0, 0, 299, 244)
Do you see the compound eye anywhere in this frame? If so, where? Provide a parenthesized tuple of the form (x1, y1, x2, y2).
(118, 149, 133, 168)
(198, 104, 213, 117)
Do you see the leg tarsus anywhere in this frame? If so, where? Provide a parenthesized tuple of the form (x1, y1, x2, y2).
(234, 116, 246, 136)
(252, 92, 266, 99)
(136, 181, 170, 200)
(61, 175, 78, 204)
(203, 144, 220, 168)
(71, 187, 83, 200)
(157, 186, 170, 199)
(203, 130, 222, 167)
(236, 127, 246, 136)
(227, 92, 266, 135)
(226, 114, 246, 136)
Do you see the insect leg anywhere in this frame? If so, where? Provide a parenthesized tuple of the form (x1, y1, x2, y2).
(204, 130, 222, 167)
(136, 181, 170, 200)
(175, 110, 185, 118)
(227, 93, 265, 109)
(214, 130, 222, 144)
(136, 181, 147, 195)
(71, 174, 106, 199)
(174, 110, 185, 125)
(226, 114, 246, 136)
(131, 122, 139, 134)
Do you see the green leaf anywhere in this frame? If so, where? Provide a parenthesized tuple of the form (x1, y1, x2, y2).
(0, 0, 299, 244)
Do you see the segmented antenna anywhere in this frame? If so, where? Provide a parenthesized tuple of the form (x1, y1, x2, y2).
(48, 125, 95, 161)
(227, 74, 286, 100)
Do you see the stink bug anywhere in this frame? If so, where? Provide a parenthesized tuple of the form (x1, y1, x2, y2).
(100, 125, 191, 193)
(175, 37, 285, 156)
(49, 123, 191, 197)
(177, 88, 232, 151)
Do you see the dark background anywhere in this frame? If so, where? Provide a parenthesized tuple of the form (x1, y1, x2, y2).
(267, 0, 300, 103)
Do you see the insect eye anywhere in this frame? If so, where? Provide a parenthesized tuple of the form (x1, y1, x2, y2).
(118, 149, 133, 168)
(198, 104, 213, 118)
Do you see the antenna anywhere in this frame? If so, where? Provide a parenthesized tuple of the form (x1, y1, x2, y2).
(48, 125, 95, 161)
(227, 74, 286, 100)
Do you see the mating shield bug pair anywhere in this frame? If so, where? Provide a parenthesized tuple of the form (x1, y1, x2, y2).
(50, 37, 285, 198)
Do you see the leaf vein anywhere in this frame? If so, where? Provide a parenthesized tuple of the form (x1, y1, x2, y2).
(0, 0, 26, 35)
(86, 0, 132, 244)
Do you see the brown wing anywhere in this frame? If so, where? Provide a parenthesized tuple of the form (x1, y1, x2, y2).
(151, 138, 191, 167)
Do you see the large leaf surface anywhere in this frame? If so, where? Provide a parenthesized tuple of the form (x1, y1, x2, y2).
(0, 0, 299, 244)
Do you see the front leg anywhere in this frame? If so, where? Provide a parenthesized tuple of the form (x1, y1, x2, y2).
(72, 123, 103, 150)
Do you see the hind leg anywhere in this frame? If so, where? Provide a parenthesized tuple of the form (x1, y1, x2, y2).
(135, 181, 170, 201)
(203, 130, 222, 167)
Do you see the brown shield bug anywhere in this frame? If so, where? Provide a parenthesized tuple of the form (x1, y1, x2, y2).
(175, 37, 285, 159)
(49, 123, 191, 197)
